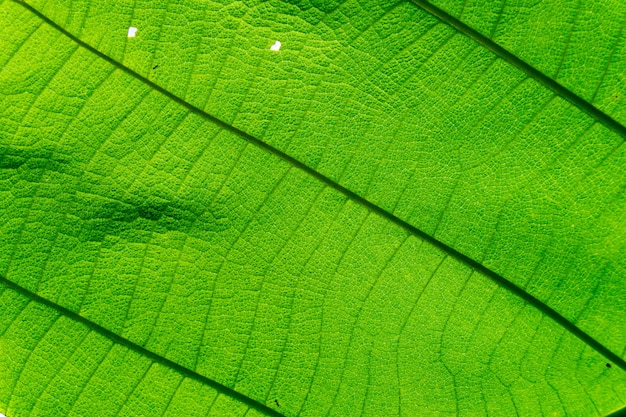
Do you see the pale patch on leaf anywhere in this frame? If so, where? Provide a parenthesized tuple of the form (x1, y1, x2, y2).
(270, 40, 281, 51)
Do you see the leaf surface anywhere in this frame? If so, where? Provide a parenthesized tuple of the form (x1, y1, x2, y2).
(425, 0, 626, 125)
(1, 0, 626, 416)
(0, 281, 274, 417)
(19, 0, 626, 359)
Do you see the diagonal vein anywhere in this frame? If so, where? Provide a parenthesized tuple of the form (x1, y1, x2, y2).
(9, 0, 626, 381)
(0, 275, 285, 417)
(607, 404, 626, 417)
(409, 0, 626, 141)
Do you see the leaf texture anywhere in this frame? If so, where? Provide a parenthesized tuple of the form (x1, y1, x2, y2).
(19, 0, 626, 360)
(1, 0, 626, 416)
(0, 281, 274, 417)
(426, 0, 626, 125)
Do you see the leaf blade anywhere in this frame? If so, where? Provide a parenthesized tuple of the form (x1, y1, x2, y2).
(19, 0, 626, 360)
(0, 279, 277, 417)
(3, 0, 624, 414)
(426, 0, 626, 126)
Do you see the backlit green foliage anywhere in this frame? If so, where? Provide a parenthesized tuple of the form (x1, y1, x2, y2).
(1, 0, 625, 415)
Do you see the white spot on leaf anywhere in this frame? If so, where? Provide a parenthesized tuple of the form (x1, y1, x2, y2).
(270, 40, 281, 51)
(128, 27, 138, 38)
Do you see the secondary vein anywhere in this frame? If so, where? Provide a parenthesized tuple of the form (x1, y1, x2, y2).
(409, 0, 626, 141)
(10, 0, 626, 376)
(0, 276, 285, 417)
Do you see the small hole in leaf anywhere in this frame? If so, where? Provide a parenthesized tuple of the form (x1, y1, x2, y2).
(153, 65, 159, 70)
(127, 27, 138, 38)
(270, 41, 281, 51)
(274, 399, 280, 407)
(606, 363, 612, 368)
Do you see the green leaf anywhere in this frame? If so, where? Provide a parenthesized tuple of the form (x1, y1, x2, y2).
(1, 0, 625, 416)
(0, 281, 275, 417)
(19, 0, 626, 359)
(424, 0, 626, 125)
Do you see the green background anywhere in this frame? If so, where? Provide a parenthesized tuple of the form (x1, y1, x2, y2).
(1, 0, 625, 415)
